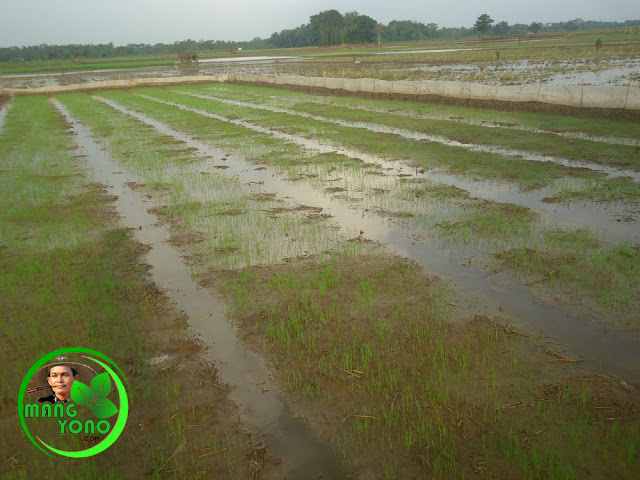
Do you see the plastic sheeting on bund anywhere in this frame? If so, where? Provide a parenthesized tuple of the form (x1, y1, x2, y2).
(2, 74, 639, 110)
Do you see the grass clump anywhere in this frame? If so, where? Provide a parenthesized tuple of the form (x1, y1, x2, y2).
(495, 230, 640, 310)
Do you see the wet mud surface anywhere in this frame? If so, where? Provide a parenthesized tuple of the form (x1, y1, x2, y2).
(177, 90, 640, 180)
(203, 85, 640, 147)
(3, 40, 640, 472)
(1, 95, 279, 479)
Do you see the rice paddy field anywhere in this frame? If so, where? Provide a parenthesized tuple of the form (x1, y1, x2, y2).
(3, 29, 639, 90)
(1, 79, 639, 479)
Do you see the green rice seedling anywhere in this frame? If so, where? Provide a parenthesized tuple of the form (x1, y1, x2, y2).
(92, 84, 640, 315)
(184, 82, 640, 141)
(140, 86, 616, 191)
(0, 95, 263, 479)
(12, 84, 636, 479)
(183, 87, 638, 169)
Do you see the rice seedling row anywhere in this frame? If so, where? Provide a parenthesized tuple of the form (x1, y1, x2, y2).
(141, 86, 640, 210)
(39, 91, 640, 479)
(1, 96, 259, 479)
(85, 88, 640, 322)
(172, 87, 640, 209)
(174, 84, 640, 170)
(53, 99, 344, 477)
(134, 88, 611, 189)
(201, 82, 640, 141)
(93, 88, 640, 315)
(119, 88, 638, 244)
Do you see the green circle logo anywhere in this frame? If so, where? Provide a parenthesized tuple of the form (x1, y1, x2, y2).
(19, 348, 129, 458)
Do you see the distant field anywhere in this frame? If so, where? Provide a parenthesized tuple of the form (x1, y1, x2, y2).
(2, 27, 638, 77)
(0, 59, 174, 75)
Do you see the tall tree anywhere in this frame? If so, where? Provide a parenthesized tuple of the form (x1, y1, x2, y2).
(372, 22, 386, 45)
(493, 21, 511, 36)
(310, 9, 343, 46)
(474, 13, 494, 36)
(343, 14, 377, 44)
(383, 20, 429, 42)
(529, 22, 542, 33)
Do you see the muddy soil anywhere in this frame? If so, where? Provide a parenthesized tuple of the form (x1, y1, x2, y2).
(92, 90, 640, 374)
(55, 102, 346, 479)
(219, 255, 640, 479)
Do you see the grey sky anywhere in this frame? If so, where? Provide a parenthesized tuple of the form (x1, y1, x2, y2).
(2, 0, 638, 48)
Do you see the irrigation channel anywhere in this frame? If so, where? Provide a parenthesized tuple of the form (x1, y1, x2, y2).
(71, 92, 640, 380)
(53, 101, 345, 479)
(141, 90, 640, 244)
(0, 104, 8, 133)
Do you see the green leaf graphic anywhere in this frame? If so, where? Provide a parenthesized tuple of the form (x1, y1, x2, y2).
(90, 398, 119, 419)
(70, 381, 93, 406)
(91, 372, 111, 398)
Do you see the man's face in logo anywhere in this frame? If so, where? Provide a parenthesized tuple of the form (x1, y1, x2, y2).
(47, 365, 77, 400)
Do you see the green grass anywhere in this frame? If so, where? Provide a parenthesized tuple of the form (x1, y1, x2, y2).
(16, 90, 640, 479)
(286, 101, 639, 169)
(495, 234, 640, 309)
(56, 92, 349, 269)
(184, 83, 640, 202)
(87, 87, 640, 311)
(544, 176, 640, 203)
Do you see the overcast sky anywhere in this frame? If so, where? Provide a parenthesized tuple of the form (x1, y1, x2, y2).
(2, 0, 638, 48)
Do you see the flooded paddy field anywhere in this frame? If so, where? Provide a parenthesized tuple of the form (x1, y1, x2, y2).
(272, 35, 640, 87)
(3, 32, 639, 90)
(2, 82, 639, 478)
(272, 56, 640, 87)
(3, 55, 638, 90)
(0, 96, 273, 479)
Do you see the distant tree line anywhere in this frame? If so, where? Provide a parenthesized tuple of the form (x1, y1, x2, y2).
(1, 13, 639, 63)
(0, 38, 271, 63)
(269, 12, 640, 48)
(489, 17, 640, 36)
